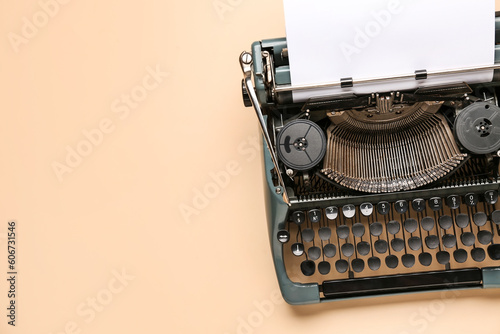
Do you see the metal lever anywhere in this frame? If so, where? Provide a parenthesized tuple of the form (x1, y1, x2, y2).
(240, 51, 290, 206)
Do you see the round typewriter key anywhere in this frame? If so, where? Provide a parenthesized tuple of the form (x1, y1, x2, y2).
(369, 222, 383, 237)
(412, 198, 426, 212)
(291, 211, 306, 225)
(292, 243, 304, 257)
(464, 193, 478, 207)
(323, 243, 337, 258)
(357, 241, 370, 256)
(391, 238, 405, 252)
(395, 200, 409, 214)
(341, 243, 355, 257)
(300, 260, 316, 276)
(436, 251, 450, 265)
(478, 230, 493, 245)
(368, 256, 381, 271)
(308, 246, 321, 261)
(419, 252, 432, 266)
(492, 210, 500, 225)
(425, 235, 439, 249)
(318, 261, 331, 275)
(453, 249, 468, 263)
(337, 225, 350, 239)
(325, 206, 338, 220)
(277, 230, 290, 243)
(352, 223, 365, 238)
(473, 212, 487, 227)
(455, 213, 469, 228)
(377, 201, 390, 215)
(318, 227, 331, 241)
(446, 195, 460, 209)
(421, 217, 435, 231)
(335, 259, 349, 273)
(360, 202, 374, 217)
(461, 232, 475, 247)
(485, 190, 499, 205)
(352, 259, 365, 273)
(308, 209, 321, 223)
(385, 255, 399, 269)
(302, 228, 315, 243)
(471, 248, 486, 262)
(408, 236, 422, 251)
(438, 215, 453, 230)
(387, 220, 400, 235)
(342, 204, 356, 219)
(442, 234, 457, 248)
(374, 240, 388, 254)
(429, 197, 442, 211)
(402, 254, 415, 268)
(404, 218, 418, 234)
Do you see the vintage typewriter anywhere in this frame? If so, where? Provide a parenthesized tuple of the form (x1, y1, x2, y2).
(239, 14, 500, 305)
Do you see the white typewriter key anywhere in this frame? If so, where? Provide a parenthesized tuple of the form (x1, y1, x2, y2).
(335, 260, 349, 273)
(402, 254, 415, 268)
(341, 243, 355, 257)
(368, 257, 381, 271)
(323, 244, 336, 258)
(360, 202, 373, 217)
(421, 217, 435, 231)
(318, 227, 331, 241)
(308, 247, 321, 261)
(308, 209, 321, 223)
(352, 259, 365, 273)
(461, 232, 475, 247)
(300, 260, 315, 276)
(492, 210, 500, 225)
(408, 237, 422, 251)
(277, 230, 289, 243)
(342, 205, 356, 219)
(455, 213, 469, 228)
(485, 190, 498, 205)
(369, 222, 383, 237)
(302, 228, 315, 243)
(374, 240, 388, 254)
(385, 255, 398, 269)
(419, 252, 432, 266)
(473, 212, 487, 227)
(478, 230, 493, 245)
(292, 243, 304, 257)
(425, 235, 439, 249)
(325, 206, 338, 220)
(471, 248, 486, 262)
(436, 251, 450, 265)
(453, 249, 468, 263)
(318, 261, 331, 275)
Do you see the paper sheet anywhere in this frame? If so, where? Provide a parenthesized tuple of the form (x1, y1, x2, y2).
(283, 0, 496, 102)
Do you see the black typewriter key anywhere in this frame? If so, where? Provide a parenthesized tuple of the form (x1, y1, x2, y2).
(300, 260, 315, 276)
(408, 236, 422, 251)
(395, 200, 409, 214)
(318, 261, 331, 275)
(360, 202, 374, 217)
(442, 234, 457, 248)
(385, 255, 399, 269)
(377, 201, 390, 215)
(412, 198, 426, 212)
(368, 257, 381, 271)
(369, 222, 383, 237)
(464, 193, 478, 207)
(342, 204, 356, 219)
(308, 246, 321, 261)
(429, 197, 442, 211)
(308, 209, 321, 223)
(352, 223, 365, 238)
(357, 241, 370, 256)
(387, 220, 400, 235)
(446, 195, 460, 209)
(471, 248, 486, 262)
(419, 252, 432, 266)
(461, 232, 475, 247)
(455, 213, 469, 228)
(436, 251, 450, 265)
(318, 227, 331, 241)
(402, 254, 415, 268)
(277, 230, 290, 243)
(391, 238, 405, 252)
(374, 240, 388, 254)
(352, 259, 365, 273)
(473, 212, 487, 227)
(341, 243, 355, 257)
(323, 243, 336, 258)
(438, 215, 453, 230)
(492, 210, 500, 225)
(335, 259, 349, 273)
(291, 211, 305, 225)
(292, 243, 304, 256)
(453, 249, 468, 263)
(425, 235, 439, 249)
(478, 230, 493, 245)
(404, 218, 418, 234)
(485, 190, 499, 205)
(337, 225, 350, 239)
(421, 217, 435, 231)
(487, 244, 500, 260)
(302, 228, 315, 243)
(325, 206, 339, 220)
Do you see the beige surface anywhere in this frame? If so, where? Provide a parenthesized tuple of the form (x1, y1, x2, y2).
(1, 1, 500, 333)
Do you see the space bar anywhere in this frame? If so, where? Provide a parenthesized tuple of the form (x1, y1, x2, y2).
(321, 268, 482, 299)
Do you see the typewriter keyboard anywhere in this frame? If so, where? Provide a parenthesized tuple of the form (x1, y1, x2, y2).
(280, 191, 500, 283)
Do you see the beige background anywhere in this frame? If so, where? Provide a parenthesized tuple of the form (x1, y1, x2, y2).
(1, 1, 500, 333)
